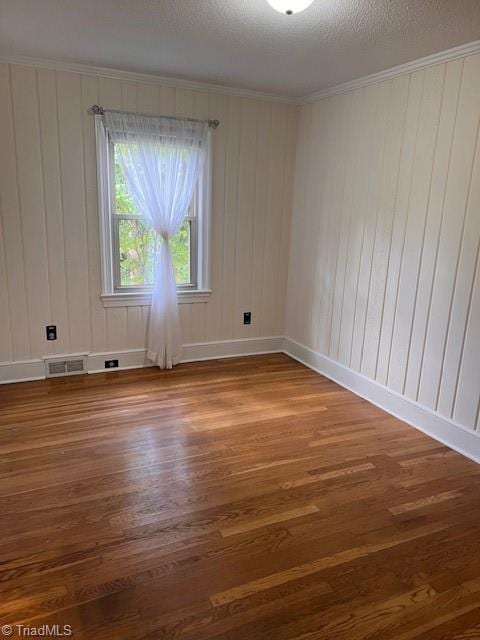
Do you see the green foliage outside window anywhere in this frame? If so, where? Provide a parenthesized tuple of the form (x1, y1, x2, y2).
(114, 156, 191, 287)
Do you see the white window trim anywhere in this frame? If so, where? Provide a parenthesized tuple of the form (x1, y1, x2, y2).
(100, 289, 212, 307)
(94, 115, 212, 307)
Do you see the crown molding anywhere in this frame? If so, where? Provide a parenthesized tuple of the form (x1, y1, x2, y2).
(0, 53, 300, 106)
(301, 39, 480, 104)
(3, 39, 479, 109)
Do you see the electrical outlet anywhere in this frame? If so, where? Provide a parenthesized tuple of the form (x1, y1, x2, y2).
(46, 325, 57, 341)
(243, 312, 251, 325)
(105, 359, 119, 369)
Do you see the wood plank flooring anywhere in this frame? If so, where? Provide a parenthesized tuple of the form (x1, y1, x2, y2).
(1, 353, 480, 639)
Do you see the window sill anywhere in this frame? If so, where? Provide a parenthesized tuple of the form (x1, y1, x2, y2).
(101, 290, 212, 308)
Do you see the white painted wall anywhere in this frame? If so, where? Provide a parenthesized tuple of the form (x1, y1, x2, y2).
(286, 52, 480, 434)
(0, 63, 297, 367)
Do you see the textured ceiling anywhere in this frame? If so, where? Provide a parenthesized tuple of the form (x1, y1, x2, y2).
(1, 0, 479, 97)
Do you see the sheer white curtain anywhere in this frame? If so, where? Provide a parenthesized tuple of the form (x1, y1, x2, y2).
(105, 112, 208, 369)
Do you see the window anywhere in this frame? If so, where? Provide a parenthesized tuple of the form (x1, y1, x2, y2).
(95, 115, 211, 307)
(113, 148, 197, 289)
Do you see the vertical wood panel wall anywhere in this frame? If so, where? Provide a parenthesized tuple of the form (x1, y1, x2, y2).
(286, 52, 480, 433)
(0, 63, 297, 363)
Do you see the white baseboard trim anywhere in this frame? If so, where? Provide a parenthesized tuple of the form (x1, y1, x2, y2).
(283, 337, 480, 464)
(88, 336, 284, 372)
(87, 349, 151, 374)
(181, 336, 284, 362)
(0, 359, 46, 384)
(0, 336, 284, 383)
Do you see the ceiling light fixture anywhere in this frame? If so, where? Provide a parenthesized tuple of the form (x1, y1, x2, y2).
(267, 0, 314, 15)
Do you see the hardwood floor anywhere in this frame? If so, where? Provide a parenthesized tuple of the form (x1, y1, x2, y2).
(1, 354, 480, 639)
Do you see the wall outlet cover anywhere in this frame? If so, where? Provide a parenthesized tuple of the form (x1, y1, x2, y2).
(46, 325, 57, 341)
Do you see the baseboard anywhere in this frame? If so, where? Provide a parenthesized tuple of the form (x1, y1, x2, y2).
(87, 349, 151, 373)
(0, 336, 284, 383)
(283, 337, 480, 464)
(0, 359, 46, 384)
(181, 336, 284, 362)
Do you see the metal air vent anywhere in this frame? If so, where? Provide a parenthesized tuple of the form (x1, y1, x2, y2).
(45, 357, 86, 378)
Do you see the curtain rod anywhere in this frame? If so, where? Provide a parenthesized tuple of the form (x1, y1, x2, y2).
(90, 104, 220, 129)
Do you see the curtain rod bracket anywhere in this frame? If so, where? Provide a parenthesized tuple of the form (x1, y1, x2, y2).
(90, 104, 105, 115)
(90, 104, 219, 128)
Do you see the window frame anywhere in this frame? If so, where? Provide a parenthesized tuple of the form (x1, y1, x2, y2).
(95, 114, 212, 307)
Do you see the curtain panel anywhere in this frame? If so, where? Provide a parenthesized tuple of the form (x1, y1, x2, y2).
(104, 111, 208, 369)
